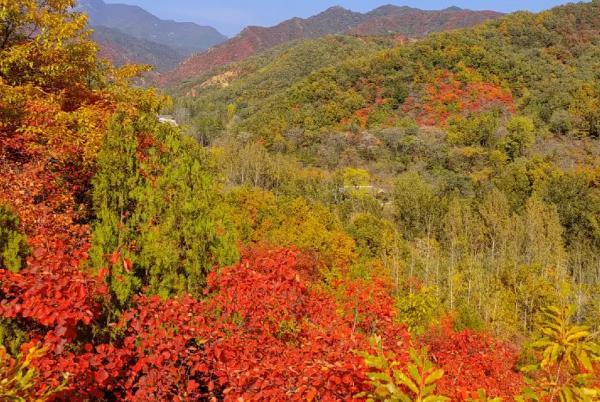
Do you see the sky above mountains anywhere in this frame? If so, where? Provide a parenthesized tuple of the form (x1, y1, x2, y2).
(104, 0, 577, 36)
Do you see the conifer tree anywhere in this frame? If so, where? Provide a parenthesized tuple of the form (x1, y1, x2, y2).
(91, 113, 238, 305)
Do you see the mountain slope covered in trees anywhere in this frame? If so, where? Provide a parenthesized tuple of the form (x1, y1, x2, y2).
(173, 1, 600, 143)
(0, 1, 598, 401)
(160, 5, 503, 85)
(169, 0, 600, 344)
(91, 26, 184, 72)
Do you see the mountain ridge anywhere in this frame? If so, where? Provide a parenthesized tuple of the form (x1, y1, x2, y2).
(77, 0, 227, 56)
(159, 4, 503, 86)
(91, 26, 183, 72)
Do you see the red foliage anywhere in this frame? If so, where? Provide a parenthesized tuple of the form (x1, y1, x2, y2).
(0, 242, 105, 351)
(195, 248, 410, 400)
(404, 70, 515, 126)
(22, 247, 410, 401)
(354, 107, 372, 128)
(1, 245, 413, 401)
(424, 318, 525, 401)
(0, 88, 526, 399)
(0, 78, 115, 399)
(115, 295, 213, 401)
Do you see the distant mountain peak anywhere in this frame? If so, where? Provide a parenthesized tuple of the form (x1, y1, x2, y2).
(78, 0, 104, 6)
(315, 5, 359, 18)
(444, 6, 464, 12)
(77, 0, 105, 12)
(324, 5, 350, 12)
(78, 0, 226, 55)
(372, 4, 414, 12)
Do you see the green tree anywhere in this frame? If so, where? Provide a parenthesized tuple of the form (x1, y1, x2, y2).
(342, 167, 370, 187)
(91, 113, 238, 305)
(501, 116, 536, 160)
(347, 213, 395, 259)
(131, 130, 238, 298)
(549, 110, 573, 135)
(443, 197, 485, 312)
(523, 195, 566, 276)
(0, 204, 28, 273)
(393, 172, 445, 240)
(90, 114, 144, 305)
(569, 84, 600, 138)
(447, 112, 499, 147)
(395, 286, 441, 335)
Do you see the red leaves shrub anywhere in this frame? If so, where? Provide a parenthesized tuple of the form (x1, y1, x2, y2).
(404, 70, 515, 126)
(200, 248, 404, 400)
(0, 247, 408, 401)
(92, 248, 411, 401)
(116, 295, 214, 401)
(334, 276, 405, 340)
(0, 242, 105, 349)
(424, 318, 524, 400)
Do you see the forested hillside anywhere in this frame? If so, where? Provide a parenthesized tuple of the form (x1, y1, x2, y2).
(0, 0, 599, 401)
(159, 5, 502, 86)
(76, 0, 227, 70)
(91, 26, 183, 72)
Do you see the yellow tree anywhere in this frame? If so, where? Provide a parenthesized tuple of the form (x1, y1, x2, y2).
(1, 0, 161, 161)
(0, 0, 98, 89)
(569, 84, 600, 138)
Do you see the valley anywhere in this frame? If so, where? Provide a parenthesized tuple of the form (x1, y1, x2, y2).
(0, 0, 598, 400)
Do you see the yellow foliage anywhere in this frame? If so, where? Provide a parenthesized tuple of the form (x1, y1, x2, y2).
(0, 345, 66, 401)
(225, 188, 356, 268)
(520, 305, 600, 401)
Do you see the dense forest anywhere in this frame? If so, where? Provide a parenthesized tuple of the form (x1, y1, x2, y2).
(0, 0, 599, 401)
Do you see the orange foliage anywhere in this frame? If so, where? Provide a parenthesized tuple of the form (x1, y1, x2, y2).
(0, 5, 530, 399)
(404, 70, 515, 126)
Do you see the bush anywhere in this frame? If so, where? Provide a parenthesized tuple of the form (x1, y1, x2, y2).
(500, 115, 536, 159)
(549, 109, 573, 135)
(447, 112, 499, 147)
(0, 205, 28, 273)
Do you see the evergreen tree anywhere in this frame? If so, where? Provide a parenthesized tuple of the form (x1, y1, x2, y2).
(91, 113, 238, 305)
(0, 205, 28, 273)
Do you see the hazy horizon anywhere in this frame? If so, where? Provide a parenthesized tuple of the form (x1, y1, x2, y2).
(103, 0, 582, 37)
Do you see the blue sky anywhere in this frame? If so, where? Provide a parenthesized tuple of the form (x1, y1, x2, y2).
(104, 0, 579, 36)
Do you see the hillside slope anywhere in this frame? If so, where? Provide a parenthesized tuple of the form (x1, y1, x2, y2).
(160, 5, 502, 86)
(354, 5, 502, 36)
(92, 26, 184, 72)
(174, 1, 599, 144)
(168, 35, 399, 144)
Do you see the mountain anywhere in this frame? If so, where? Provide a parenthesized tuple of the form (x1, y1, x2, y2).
(91, 26, 183, 72)
(167, 34, 399, 144)
(77, 0, 227, 56)
(159, 5, 503, 86)
(3, 1, 600, 400)
(172, 0, 599, 147)
(353, 5, 503, 36)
